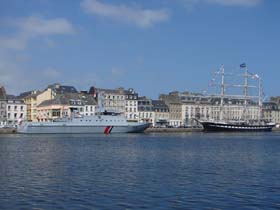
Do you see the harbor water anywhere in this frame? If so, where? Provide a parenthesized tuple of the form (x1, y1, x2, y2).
(1, 132, 280, 209)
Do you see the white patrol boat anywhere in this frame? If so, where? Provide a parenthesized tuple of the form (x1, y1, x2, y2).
(17, 92, 150, 134)
(17, 111, 150, 134)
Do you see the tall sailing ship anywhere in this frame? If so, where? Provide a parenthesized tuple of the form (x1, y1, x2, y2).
(198, 63, 275, 132)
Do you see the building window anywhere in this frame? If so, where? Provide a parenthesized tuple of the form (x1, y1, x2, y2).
(8, 106, 10, 111)
(14, 113, 17, 118)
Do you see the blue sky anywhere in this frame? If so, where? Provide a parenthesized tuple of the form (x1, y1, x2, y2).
(0, 0, 279, 98)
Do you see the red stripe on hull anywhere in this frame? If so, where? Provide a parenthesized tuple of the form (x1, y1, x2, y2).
(104, 126, 111, 134)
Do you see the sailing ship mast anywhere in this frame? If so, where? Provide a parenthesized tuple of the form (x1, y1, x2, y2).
(199, 63, 276, 132)
(243, 63, 249, 122)
(219, 65, 225, 121)
(215, 63, 262, 123)
(257, 75, 262, 122)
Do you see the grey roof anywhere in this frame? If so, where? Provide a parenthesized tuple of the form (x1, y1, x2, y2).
(152, 100, 169, 111)
(0, 86, 7, 100)
(138, 96, 151, 101)
(263, 102, 279, 110)
(96, 88, 125, 95)
(47, 83, 78, 94)
(6, 95, 24, 102)
(19, 90, 41, 99)
(37, 93, 97, 107)
(124, 88, 138, 95)
(37, 98, 68, 107)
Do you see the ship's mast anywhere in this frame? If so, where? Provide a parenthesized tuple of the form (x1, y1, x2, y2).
(220, 65, 225, 121)
(243, 65, 249, 122)
(258, 77, 262, 122)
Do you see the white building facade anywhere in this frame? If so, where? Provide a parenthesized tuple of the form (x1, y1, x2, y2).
(125, 88, 138, 121)
(6, 98, 27, 124)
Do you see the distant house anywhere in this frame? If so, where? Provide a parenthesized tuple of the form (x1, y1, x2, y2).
(138, 97, 154, 125)
(89, 86, 125, 114)
(263, 102, 280, 124)
(6, 95, 27, 124)
(19, 83, 78, 122)
(124, 88, 138, 121)
(36, 93, 97, 122)
(0, 86, 7, 126)
(20, 90, 41, 122)
(152, 100, 169, 127)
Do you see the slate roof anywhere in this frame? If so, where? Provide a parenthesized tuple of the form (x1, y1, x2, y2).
(0, 86, 7, 100)
(89, 86, 126, 95)
(152, 100, 168, 108)
(18, 90, 41, 99)
(47, 83, 78, 94)
(37, 93, 97, 107)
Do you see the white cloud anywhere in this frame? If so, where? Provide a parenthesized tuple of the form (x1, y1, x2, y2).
(42, 68, 61, 79)
(18, 16, 74, 36)
(0, 16, 76, 94)
(111, 67, 124, 77)
(0, 36, 27, 50)
(207, 0, 261, 6)
(182, 0, 261, 7)
(0, 16, 74, 50)
(81, 0, 170, 28)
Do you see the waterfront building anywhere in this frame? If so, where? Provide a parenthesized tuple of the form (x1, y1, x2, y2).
(270, 96, 280, 106)
(19, 90, 40, 122)
(181, 94, 260, 126)
(168, 102, 183, 127)
(37, 83, 78, 108)
(159, 92, 183, 127)
(160, 91, 262, 127)
(180, 93, 209, 126)
(6, 96, 27, 124)
(138, 96, 155, 125)
(152, 100, 169, 127)
(125, 88, 138, 121)
(89, 86, 126, 114)
(20, 84, 77, 122)
(37, 93, 97, 122)
(263, 102, 280, 125)
(81, 93, 96, 117)
(0, 86, 7, 126)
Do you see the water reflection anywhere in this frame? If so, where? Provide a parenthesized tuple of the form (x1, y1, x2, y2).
(0, 132, 280, 209)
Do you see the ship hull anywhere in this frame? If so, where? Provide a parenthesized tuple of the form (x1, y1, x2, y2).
(17, 123, 151, 134)
(200, 121, 275, 132)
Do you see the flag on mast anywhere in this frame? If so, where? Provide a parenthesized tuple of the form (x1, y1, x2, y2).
(240, 63, 246, 68)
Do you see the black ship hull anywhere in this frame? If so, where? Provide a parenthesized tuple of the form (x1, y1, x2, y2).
(200, 121, 275, 132)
